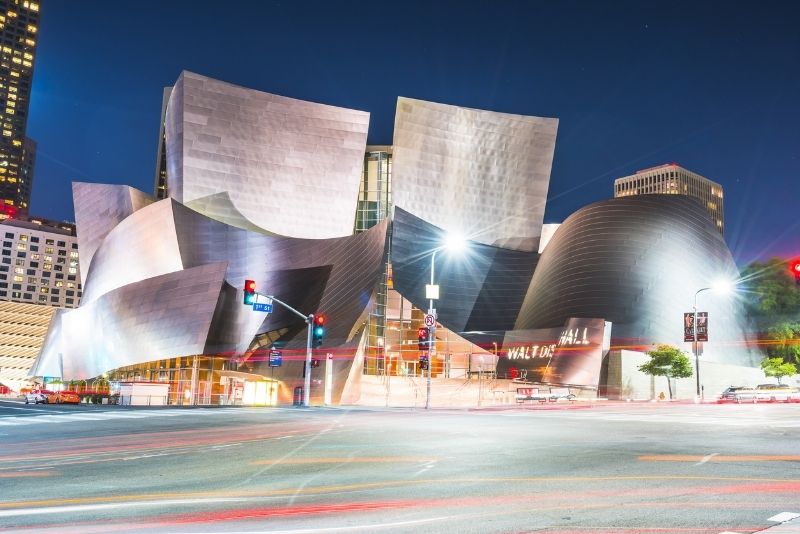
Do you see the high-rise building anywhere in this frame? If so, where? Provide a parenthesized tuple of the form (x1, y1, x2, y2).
(0, 216, 81, 391)
(0, 0, 40, 218)
(153, 87, 172, 200)
(613, 163, 724, 235)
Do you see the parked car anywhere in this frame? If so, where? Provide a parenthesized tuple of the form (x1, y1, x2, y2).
(23, 390, 53, 404)
(718, 386, 757, 403)
(46, 391, 81, 404)
(755, 384, 800, 403)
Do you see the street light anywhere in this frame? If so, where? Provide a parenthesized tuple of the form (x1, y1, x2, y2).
(424, 233, 468, 409)
(692, 279, 734, 400)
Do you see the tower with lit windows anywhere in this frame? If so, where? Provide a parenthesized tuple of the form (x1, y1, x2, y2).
(613, 163, 725, 235)
(0, 0, 39, 219)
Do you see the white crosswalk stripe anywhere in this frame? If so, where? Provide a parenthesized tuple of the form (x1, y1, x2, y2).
(0, 409, 234, 426)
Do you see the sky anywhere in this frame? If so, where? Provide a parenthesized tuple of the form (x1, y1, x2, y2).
(25, 0, 799, 266)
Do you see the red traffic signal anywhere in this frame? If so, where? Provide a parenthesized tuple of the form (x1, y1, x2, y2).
(313, 314, 326, 347)
(417, 327, 429, 351)
(791, 259, 800, 285)
(243, 279, 256, 305)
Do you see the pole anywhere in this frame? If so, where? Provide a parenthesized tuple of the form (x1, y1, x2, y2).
(693, 287, 709, 400)
(304, 313, 313, 408)
(426, 250, 436, 409)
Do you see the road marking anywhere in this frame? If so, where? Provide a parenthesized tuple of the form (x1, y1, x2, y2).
(696, 453, 720, 465)
(252, 456, 437, 465)
(3, 474, 799, 511)
(768, 511, 800, 522)
(640, 455, 800, 462)
(0, 409, 237, 426)
(0, 470, 54, 478)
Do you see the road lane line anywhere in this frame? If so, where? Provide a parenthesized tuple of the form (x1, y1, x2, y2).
(252, 456, 436, 465)
(640, 455, 800, 462)
(696, 453, 720, 465)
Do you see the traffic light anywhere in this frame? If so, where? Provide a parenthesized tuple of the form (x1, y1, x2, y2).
(791, 259, 800, 285)
(417, 327, 429, 351)
(312, 314, 326, 347)
(419, 356, 429, 370)
(243, 279, 256, 305)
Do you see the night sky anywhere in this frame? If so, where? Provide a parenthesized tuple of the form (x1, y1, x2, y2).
(26, 0, 799, 265)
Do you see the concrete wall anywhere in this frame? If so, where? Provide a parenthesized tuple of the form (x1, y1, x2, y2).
(606, 349, 782, 401)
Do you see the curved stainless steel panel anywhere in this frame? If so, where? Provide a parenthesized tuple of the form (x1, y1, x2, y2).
(73, 183, 154, 286)
(391, 97, 558, 252)
(165, 71, 369, 239)
(515, 195, 758, 366)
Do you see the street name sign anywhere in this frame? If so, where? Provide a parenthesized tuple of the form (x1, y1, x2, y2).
(253, 302, 273, 313)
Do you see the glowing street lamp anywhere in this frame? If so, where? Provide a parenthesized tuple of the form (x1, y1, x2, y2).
(692, 278, 735, 400)
(424, 232, 468, 409)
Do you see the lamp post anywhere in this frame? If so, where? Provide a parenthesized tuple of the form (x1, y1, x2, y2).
(424, 233, 467, 410)
(692, 279, 734, 401)
(692, 287, 709, 400)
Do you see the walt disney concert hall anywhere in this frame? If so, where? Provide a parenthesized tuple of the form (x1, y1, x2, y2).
(30, 71, 761, 405)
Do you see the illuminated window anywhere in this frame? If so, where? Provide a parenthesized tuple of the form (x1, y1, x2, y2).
(68, 267, 77, 275)
(16, 243, 25, 250)
(69, 251, 78, 258)
(11, 140, 20, 147)
(19, 235, 26, 241)
(31, 253, 38, 260)
(14, 267, 22, 274)
(13, 275, 22, 282)
(40, 287, 48, 294)
(55, 281, 63, 287)
(43, 263, 51, 270)
(30, 3, 39, 12)
(7, 11, 17, 18)
(26, 25, 36, 33)
(24, 39, 35, 46)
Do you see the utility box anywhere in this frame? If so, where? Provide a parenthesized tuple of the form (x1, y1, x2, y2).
(117, 382, 169, 406)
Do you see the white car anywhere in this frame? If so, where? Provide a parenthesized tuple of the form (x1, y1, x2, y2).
(23, 390, 49, 404)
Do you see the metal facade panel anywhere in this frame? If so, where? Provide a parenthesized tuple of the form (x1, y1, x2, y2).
(514, 195, 758, 366)
(391, 97, 558, 252)
(57, 263, 228, 379)
(165, 71, 369, 239)
(72, 183, 154, 287)
(80, 199, 183, 304)
(171, 202, 389, 348)
(391, 207, 538, 333)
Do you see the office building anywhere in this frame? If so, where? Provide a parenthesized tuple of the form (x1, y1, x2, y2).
(0, 216, 81, 391)
(0, 0, 40, 217)
(153, 87, 171, 200)
(614, 163, 725, 235)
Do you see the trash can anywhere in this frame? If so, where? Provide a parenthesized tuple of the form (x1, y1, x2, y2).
(293, 386, 304, 407)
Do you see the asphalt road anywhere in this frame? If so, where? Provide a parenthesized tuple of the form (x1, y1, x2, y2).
(1, 398, 799, 533)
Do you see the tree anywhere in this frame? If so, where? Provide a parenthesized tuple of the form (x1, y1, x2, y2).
(764, 322, 800, 364)
(760, 357, 798, 385)
(638, 345, 694, 399)
(740, 258, 800, 317)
